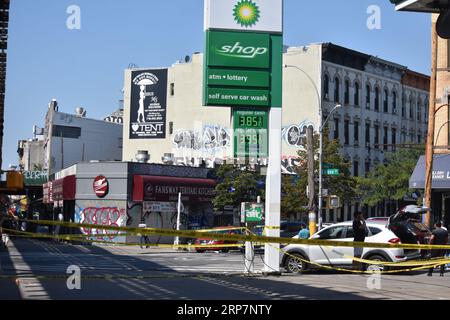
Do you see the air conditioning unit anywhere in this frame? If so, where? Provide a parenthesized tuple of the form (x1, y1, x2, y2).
(324, 93, 329, 100)
(366, 102, 370, 109)
(393, 108, 397, 114)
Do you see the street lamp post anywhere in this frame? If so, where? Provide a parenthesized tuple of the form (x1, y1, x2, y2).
(318, 104, 342, 230)
(284, 64, 341, 231)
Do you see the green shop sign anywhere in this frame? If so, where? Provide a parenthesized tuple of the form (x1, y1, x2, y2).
(206, 30, 271, 69)
(206, 88, 270, 107)
(241, 202, 265, 223)
(206, 69, 270, 88)
(24, 171, 49, 186)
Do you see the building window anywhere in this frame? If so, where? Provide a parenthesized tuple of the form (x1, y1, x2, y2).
(365, 160, 371, 177)
(354, 121, 359, 145)
(402, 95, 406, 118)
(410, 100, 415, 120)
(344, 80, 350, 105)
(418, 135, 422, 143)
(354, 82, 360, 106)
(334, 77, 340, 103)
(170, 83, 175, 96)
(375, 87, 380, 111)
(324, 74, 330, 100)
(366, 84, 371, 108)
(417, 102, 422, 121)
(392, 128, 397, 151)
(344, 120, 350, 145)
(383, 126, 388, 151)
(353, 161, 359, 177)
(392, 91, 397, 114)
(374, 125, 379, 149)
(402, 132, 407, 143)
(334, 118, 339, 140)
(424, 101, 428, 122)
(52, 125, 82, 139)
(383, 89, 389, 113)
(365, 123, 371, 148)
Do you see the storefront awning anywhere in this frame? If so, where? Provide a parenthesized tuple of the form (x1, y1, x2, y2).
(410, 155, 450, 189)
(52, 175, 76, 201)
(133, 175, 216, 203)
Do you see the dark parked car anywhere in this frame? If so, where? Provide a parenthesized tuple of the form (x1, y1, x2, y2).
(388, 206, 433, 257)
(280, 221, 305, 238)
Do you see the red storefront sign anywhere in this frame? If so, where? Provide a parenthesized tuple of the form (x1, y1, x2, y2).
(52, 175, 76, 201)
(93, 176, 109, 198)
(133, 176, 216, 203)
(43, 181, 53, 204)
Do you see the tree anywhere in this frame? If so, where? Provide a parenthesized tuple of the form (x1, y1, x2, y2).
(212, 164, 265, 211)
(281, 129, 358, 221)
(357, 147, 424, 208)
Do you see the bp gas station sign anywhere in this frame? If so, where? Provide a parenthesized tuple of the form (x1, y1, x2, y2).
(203, 0, 282, 159)
(204, 0, 283, 274)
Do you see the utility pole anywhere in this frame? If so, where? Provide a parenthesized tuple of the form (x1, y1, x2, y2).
(306, 126, 316, 235)
(424, 17, 439, 227)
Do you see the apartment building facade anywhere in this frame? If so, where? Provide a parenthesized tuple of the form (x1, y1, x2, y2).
(122, 43, 429, 222)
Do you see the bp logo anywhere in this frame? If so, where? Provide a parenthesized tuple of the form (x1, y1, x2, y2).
(233, 0, 260, 28)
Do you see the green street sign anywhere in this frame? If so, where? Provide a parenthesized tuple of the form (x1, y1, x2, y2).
(206, 69, 270, 88)
(206, 30, 271, 69)
(324, 169, 340, 176)
(206, 87, 270, 107)
(234, 109, 268, 158)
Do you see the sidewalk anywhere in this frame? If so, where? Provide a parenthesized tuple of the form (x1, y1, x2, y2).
(0, 240, 22, 300)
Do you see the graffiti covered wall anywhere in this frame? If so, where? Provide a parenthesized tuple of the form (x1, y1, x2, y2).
(75, 200, 128, 242)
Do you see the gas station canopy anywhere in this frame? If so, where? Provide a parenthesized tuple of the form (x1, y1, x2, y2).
(390, 0, 450, 13)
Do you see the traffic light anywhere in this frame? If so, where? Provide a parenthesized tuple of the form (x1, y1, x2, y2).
(6, 171, 24, 190)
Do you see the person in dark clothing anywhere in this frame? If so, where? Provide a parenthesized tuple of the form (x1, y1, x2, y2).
(353, 212, 367, 271)
(428, 222, 449, 277)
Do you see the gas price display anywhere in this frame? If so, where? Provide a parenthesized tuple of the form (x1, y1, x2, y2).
(234, 110, 269, 158)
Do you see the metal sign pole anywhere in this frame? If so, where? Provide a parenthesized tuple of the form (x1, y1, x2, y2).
(263, 107, 282, 275)
(174, 192, 182, 246)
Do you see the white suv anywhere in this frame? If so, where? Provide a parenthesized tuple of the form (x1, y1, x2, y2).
(281, 221, 421, 273)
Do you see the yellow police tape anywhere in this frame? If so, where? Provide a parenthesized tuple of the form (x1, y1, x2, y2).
(5, 218, 450, 273)
(243, 230, 450, 274)
(7, 226, 447, 268)
(21, 218, 450, 251)
(2, 228, 243, 250)
(3, 225, 450, 275)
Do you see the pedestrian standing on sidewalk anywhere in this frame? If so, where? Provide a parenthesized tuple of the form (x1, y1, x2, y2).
(353, 212, 367, 271)
(298, 223, 310, 239)
(428, 222, 449, 277)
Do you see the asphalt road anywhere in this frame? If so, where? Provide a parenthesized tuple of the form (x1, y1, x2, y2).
(0, 238, 449, 300)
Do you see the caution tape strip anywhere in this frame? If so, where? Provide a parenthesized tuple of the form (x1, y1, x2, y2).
(2, 228, 244, 249)
(20, 219, 450, 251)
(3, 227, 450, 275)
(244, 229, 450, 273)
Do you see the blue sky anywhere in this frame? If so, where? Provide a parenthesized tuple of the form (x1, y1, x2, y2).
(3, 0, 430, 169)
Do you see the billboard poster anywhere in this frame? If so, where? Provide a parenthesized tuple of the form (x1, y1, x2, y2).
(129, 69, 168, 139)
